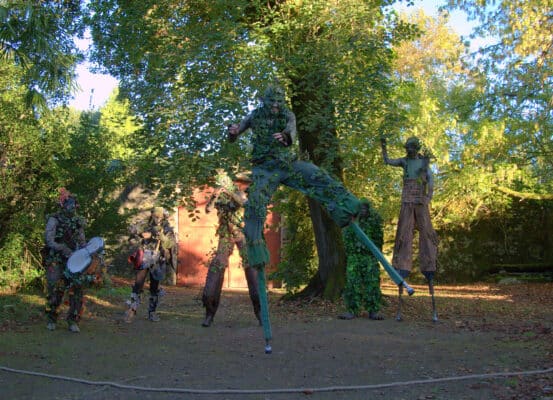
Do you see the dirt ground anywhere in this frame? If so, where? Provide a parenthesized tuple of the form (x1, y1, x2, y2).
(1, 279, 552, 400)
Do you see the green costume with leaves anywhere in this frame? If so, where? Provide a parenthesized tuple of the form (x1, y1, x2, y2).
(229, 87, 361, 269)
(342, 201, 383, 317)
(43, 194, 87, 329)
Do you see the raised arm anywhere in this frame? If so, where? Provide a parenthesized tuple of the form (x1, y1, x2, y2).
(380, 137, 405, 168)
(205, 191, 218, 213)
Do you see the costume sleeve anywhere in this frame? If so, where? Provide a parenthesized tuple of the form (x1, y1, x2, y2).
(205, 191, 218, 213)
(45, 217, 71, 255)
(280, 110, 297, 147)
(229, 113, 253, 143)
(227, 189, 247, 207)
(238, 113, 253, 134)
(77, 217, 87, 247)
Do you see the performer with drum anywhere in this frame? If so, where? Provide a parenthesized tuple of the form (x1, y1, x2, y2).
(125, 207, 176, 323)
(43, 188, 88, 333)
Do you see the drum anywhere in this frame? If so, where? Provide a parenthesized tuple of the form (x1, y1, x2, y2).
(85, 237, 104, 254)
(66, 237, 105, 273)
(85, 254, 103, 276)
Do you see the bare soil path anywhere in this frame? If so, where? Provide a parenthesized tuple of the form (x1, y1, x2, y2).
(1, 280, 552, 400)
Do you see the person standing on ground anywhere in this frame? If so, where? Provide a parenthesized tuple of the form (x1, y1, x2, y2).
(339, 199, 384, 321)
(43, 188, 87, 333)
(125, 207, 176, 323)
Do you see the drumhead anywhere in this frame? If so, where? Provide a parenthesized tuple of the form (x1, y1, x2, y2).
(67, 248, 92, 273)
(85, 237, 104, 254)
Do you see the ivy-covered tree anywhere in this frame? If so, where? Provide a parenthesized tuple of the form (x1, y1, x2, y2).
(87, 0, 417, 299)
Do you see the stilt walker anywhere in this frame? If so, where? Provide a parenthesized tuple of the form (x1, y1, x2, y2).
(227, 86, 415, 352)
(380, 136, 439, 322)
(201, 170, 261, 327)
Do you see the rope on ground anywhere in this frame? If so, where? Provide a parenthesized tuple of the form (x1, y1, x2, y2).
(1, 365, 553, 395)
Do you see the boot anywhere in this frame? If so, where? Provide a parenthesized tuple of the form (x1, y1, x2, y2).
(124, 292, 140, 323)
(68, 321, 80, 333)
(201, 310, 214, 327)
(148, 295, 159, 322)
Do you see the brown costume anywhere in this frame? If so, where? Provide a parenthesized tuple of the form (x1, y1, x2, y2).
(124, 207, 176, 323)
(201, 172, 261, 327)
(381, 136, 439, 321)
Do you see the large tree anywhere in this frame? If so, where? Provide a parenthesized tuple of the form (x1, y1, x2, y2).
(87, 0, 415, 299)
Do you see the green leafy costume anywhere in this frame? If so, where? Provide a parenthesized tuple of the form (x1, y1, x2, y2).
(342, 201, 383, 316)
(43, 199, 87, 326)
(229, 87, 361, 269)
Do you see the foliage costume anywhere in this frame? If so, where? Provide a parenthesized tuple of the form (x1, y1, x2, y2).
(229, 87, 361, 270)
(43, 189, 87, 332)
(229, 86, 365, 352)
(381, 136, 439, 321)
(125, 207, 176, 322)
(201, 175, 260, 327)
(341, 200, 383, 319)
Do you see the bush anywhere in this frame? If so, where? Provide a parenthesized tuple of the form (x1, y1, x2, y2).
(0, 233, 43, 292)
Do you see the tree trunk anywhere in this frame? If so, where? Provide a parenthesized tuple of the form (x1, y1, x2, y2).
(290, 75, 347, 301)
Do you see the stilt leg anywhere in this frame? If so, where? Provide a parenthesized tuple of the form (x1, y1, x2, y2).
(423, 271, 438, 322)
(396, 284, 403, 321)
(257, 268, 272, 354)
(396, 269, 410, 322)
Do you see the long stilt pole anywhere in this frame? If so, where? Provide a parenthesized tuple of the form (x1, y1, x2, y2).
(257, 269, 272, 354)
(350, 222, 415, 295)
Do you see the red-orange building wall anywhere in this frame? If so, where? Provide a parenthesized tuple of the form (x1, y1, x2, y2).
(176, 186, 281, 288)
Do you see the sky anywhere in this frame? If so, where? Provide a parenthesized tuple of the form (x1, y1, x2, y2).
(68, 0, 477, 111)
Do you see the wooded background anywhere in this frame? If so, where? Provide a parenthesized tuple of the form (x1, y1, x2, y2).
(1, 0, 551, 296)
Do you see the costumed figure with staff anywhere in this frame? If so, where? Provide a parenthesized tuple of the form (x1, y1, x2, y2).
(125, 207, 176, 323)
(227, 85, 414, 353)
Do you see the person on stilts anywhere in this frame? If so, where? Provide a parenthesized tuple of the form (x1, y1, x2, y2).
(380, 136, 439, 322)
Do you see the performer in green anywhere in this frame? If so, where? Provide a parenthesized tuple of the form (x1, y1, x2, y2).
(339, 199, 384, 320)
(43, 188, 87, 333)
(201, 171, 261, 327)
(228, 86, 362, 270)
(228, 86, 375, 352)
(380, 136, 439, 322)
